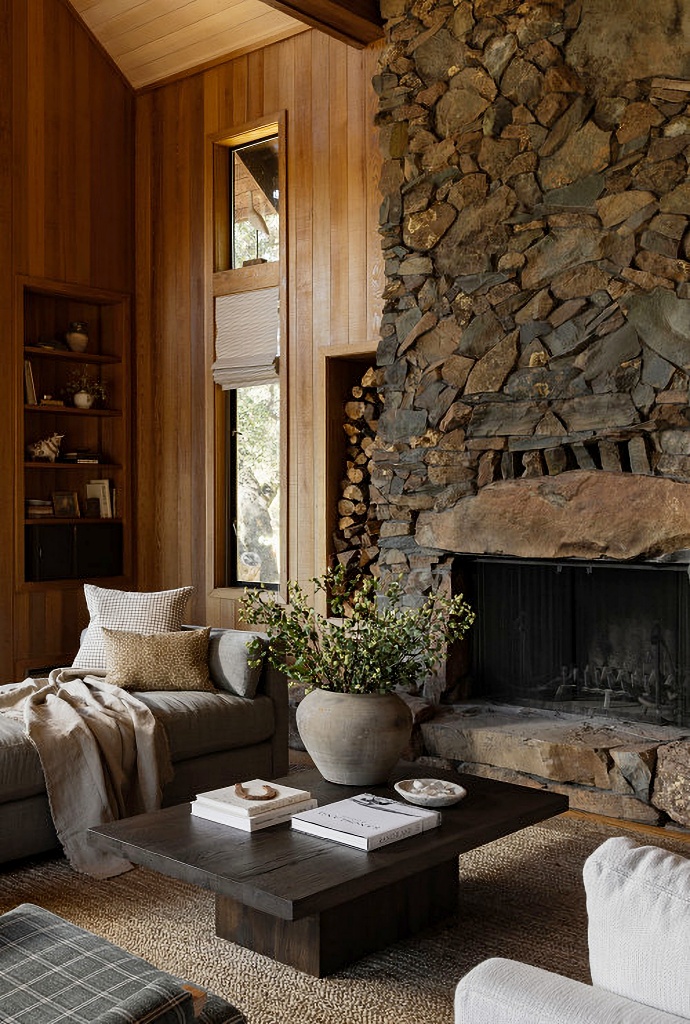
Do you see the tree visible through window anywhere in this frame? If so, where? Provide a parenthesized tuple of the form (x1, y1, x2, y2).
(229, 383, 280, 586)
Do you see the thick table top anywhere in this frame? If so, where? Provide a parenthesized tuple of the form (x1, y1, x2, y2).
(88, 765, 567, 921)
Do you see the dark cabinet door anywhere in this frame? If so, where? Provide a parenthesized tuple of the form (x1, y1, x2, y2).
(26, 523, 123, 581)
(25, 525, 75, 580)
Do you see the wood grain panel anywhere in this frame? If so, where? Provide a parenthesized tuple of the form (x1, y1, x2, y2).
(3, 0, 134, 680)
(134, 29, 382, 630)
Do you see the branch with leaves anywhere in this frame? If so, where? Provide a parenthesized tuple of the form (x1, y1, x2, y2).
(240, 565, 475, 695)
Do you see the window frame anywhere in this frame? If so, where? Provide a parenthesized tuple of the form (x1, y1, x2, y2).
(209, 113, 288, 596)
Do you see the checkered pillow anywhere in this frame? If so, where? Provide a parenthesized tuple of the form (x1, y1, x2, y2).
(72, 584, 195, 671)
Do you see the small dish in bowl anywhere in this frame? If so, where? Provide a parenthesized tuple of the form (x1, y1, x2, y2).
(394, 778, 467, 808)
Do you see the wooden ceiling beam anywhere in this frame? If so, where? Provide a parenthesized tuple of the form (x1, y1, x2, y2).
(259, 0, 383, 48)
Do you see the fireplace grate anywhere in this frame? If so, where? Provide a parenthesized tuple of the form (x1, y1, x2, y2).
(456, 556, 690, 728)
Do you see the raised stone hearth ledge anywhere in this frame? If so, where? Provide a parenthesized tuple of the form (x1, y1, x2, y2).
(416, 470, 690, 561)
(419, 704, 690, 828)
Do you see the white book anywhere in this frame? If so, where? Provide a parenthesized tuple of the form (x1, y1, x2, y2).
(194, 779, 312, 818)
(86, 479, 112, 518)
(191, 797, 317, 832)
(291, 794, 441, 850)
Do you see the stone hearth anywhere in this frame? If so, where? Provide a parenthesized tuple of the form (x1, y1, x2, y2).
(367, 0, 690, 829)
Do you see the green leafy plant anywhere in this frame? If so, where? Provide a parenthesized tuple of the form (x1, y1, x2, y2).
(240, 565, 475, 695)
(63, 366, 108, 405)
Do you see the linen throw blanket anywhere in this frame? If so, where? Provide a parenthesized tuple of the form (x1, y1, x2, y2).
(0, 668, 173, 878)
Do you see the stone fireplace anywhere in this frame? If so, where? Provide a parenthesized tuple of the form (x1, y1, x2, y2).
(368, 0, 690, 827)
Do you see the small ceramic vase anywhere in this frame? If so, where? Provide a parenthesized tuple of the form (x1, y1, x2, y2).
(73, 390, 94, 409)
(65, 321, 89, 353)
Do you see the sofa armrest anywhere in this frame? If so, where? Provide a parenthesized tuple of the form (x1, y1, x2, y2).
(454, 959, 688, 1024)
(257, 662, 289, 777)
(584, 837, 690, 1019)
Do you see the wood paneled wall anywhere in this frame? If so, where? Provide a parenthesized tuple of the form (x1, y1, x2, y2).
(1, 0, 134, 679)
(134, 30, 384, 627)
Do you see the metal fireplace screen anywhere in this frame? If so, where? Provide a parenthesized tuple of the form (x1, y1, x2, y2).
(459, 556, 690, 728)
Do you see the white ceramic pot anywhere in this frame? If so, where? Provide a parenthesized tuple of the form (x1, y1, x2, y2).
(65, 322, 89, 352)
(296, 688, 413, 786)
(73, 390, 94, 409)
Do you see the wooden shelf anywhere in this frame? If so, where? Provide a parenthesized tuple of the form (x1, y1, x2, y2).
(25, 346, 120, 364)
(25, 404, 121, 417)
(25, 462, 121, 470)
(25, 517, 122, 525)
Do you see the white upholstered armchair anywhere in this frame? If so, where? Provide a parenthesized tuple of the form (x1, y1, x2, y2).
(455, 836, 690, 1024)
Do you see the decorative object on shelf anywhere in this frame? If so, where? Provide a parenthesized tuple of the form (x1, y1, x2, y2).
(394, 778, 467, 808)
(24, 360, 37, 405)
(27, 432, 64, 462)
(63, 366, 108, 408)
(52, 491, 80, 518)
(241, 565, 475, 785)
(65, 321, 89, 353)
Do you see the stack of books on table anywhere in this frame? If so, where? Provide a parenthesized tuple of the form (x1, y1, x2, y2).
(291, 794, 441, 850)
(191, 779, 316, 832)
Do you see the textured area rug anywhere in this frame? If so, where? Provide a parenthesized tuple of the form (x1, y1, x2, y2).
(0, 815, 686, 1024)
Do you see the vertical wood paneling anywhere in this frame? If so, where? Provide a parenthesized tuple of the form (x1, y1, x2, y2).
(133, 28, 383, 627)
(2, 0, 134, 680)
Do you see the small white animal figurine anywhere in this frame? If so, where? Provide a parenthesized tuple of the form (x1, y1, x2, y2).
(27, 432, 64, 462)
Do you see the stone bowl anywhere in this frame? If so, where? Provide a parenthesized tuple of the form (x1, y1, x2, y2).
(394, 777, 467, 808)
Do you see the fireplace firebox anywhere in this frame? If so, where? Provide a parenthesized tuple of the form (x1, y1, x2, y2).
(455, 556, 690, 729)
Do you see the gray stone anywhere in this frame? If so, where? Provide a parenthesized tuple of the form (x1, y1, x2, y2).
(504, 367, 581, 400)
(522, 228, 606, 290)
(378, 409, 429, 442)
(571, 442, 597, 470)
(540, 120, 612, 191)
(627, 435, 652, 474)
(641, 345, 676, 389)
(659, 430, 690, 456)
(540, 95, 593, 159)
(467, 400, 546, 438)
(566, 0, 690, 97)
(621, 289, 690, 369)
(543, 174, 605, 210)
(596, 189, 657, 228)
(457, 310, 503, 359)
(483, 33, 518, 82)
(415, 471, 690, 562)
(435, 67, 496, 137)
(573, 322, 641, 381)
(403, 202, 457, 251)
(464, 331, 519, 394)
(442, 354, 473, 389)
(416, 318, 463, 364)
(652, 739, 690, 827)
(415, 29, 468, 86)
(660, 181, 690, 216)
(396, 306, 423, 346)
(554, 394, 638, 432)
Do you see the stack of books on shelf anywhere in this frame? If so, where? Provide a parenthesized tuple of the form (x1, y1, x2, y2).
(291, 793, 441, 850)
(191, 779, 316, 832)
(26, 499, 53, 518)
(85, 479, 113, 518)
(61, 449, 101, 464)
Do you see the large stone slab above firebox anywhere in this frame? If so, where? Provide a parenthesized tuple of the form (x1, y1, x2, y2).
(416, 470, 690, 561)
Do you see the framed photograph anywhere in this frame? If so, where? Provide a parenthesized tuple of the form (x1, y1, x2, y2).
(52, 491, 80, 518)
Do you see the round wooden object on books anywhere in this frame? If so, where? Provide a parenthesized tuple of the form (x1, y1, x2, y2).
(296, 688, 413, 786)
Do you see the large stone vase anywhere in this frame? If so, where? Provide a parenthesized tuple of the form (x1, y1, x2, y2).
(296, 688, 413, 786)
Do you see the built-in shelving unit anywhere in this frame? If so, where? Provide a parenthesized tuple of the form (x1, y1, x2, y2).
(17, 276, 132, 588)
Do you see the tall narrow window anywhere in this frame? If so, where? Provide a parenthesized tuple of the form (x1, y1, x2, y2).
(212, 121, 284, 589)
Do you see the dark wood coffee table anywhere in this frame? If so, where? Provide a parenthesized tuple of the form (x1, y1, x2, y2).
(88, 765, 567, 976)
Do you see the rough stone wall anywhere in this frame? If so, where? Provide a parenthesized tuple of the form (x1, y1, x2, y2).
(370, 0, 690, 599)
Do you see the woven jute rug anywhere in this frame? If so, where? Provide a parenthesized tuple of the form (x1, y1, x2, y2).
(0, 814, 686, 1024)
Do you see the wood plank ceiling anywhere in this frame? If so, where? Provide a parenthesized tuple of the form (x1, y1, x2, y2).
(67, 0, 383, 91)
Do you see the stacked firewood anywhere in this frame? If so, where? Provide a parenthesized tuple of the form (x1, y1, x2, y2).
(332, 367, 383, 573)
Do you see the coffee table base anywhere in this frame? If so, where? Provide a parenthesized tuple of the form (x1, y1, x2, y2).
(215, 858, 459, 976)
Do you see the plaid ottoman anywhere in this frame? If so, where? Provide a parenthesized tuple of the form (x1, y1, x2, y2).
(0, 904, 245, 1024)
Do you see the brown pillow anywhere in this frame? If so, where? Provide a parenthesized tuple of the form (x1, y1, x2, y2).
(102, 627, 215, 692)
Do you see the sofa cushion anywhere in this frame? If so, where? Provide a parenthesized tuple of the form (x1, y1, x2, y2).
(103, 627, 215, 692)
(73, 585, 195, 671)
(0, 713, 44, 802)
(584, 836, 690, 1019)
(134, 690, 275, 762)
(207, 629, 267, 698)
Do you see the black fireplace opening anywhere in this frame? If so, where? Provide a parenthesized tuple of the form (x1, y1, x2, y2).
(454, 555, 690, 728)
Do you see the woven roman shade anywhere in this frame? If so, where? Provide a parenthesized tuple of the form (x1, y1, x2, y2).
(213, 287, 279, 389)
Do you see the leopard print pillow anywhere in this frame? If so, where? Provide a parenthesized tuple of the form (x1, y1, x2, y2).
(102, 626, 215, 692)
